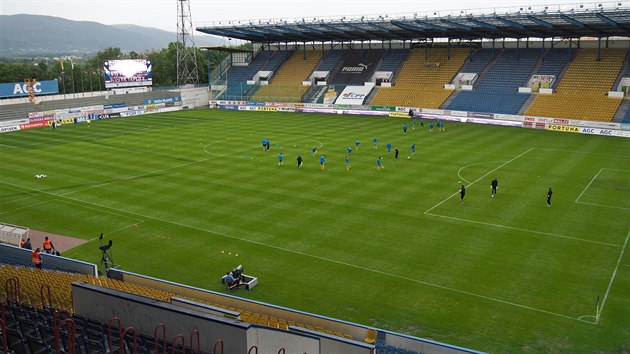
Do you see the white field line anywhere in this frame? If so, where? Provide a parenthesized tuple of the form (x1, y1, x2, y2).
(425, 148, 534, 214)
(423, 213, 621, 248)
(575, 168, 604, 203)
(596, 229, 630, 324)
(87, 220, 146, 242)
(0, 180, 594, 325)
(457, 161, 509, 186)
(0, 143, 18, 148)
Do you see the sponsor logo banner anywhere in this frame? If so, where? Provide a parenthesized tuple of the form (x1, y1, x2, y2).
(28, 115, 55, 123)
(144, 97, 180, 104)
(468, 112, 494, 119)
(255, 106, 278, 112)
(334, 86, 373, 105)
(389, 112, 411, 118)
(20, 121, 49, 130)
(0, 80, 59, 98)
(103, 103, 125, 109)
(621, 123, 630, 131)
(28, 110, 56, 119)
(547, 124, 580, 133)
(495, 114, 524, 122)
(277, 107, 296, 112)
(0, 119, 28, 127)
(580, 128, 615, 136)
(370, 105, 395, 112)
(0, 125, 20, 133)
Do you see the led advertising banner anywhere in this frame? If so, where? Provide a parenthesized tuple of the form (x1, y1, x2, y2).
(0, 80, 59, 98)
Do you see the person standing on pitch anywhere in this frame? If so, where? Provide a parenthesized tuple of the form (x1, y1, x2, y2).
(355, 140, 360, 150)
(373, 137, 378, 149)
(460, 184, 466, 205)
(320, 155, 326, 171)
(403, 123, 408, 135)
(491, 178, 498, 197)
(386, 142, 392, 153)
(345, 155, 351, 171)
(394, 148, 399, 159)
(278, 152, 283, 167)
(377, 157, 384, 171)
(547, 187, 553, 207)
(411, 143, 416, 158)
(296, 155, 303, 169)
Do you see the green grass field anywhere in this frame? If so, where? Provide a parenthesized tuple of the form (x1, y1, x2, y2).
(1, 109, 629, 353)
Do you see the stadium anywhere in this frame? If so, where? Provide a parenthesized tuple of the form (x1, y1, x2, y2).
(1, 1, 630, 354)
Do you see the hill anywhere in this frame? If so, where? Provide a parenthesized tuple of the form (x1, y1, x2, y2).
(0, 14, 221, 56)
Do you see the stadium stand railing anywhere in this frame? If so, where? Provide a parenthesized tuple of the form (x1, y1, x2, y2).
(447, 49, 540, 114)
(525, 48, 626, 121)
(370, 48, 468, 108)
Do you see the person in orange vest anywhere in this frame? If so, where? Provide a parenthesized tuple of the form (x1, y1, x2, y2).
(43, 236, 55, 254)
(20, 238, 26, 248)
(32, 248, 42, 269)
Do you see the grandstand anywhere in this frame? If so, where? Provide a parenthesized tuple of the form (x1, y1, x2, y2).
(525, 48, 626, 121)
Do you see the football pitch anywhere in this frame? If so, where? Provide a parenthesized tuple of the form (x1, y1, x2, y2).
(0, 109, 629, 353)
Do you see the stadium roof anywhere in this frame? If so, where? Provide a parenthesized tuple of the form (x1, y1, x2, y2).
(197, 2, 630, 43)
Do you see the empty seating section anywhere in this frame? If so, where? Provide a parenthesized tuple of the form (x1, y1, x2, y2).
(377, 49, 408, 72)
(253, 51, 322, 102)
(317, 50, 343, 71)
(0, 266, 92, 309)
(459, 48, 495, 73)
(371, 48, 468, 108)
(526, 48, 626, 121)
(447, 49, 539, 114)
(0, 265, 353, 341)
(537, 48, 574, 77)
(221, 50, 279, 100)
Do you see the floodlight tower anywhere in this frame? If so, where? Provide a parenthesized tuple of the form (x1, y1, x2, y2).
(176, 0, 199, 86)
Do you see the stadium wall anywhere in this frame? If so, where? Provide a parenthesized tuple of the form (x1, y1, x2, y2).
(0, 243, 97, 275)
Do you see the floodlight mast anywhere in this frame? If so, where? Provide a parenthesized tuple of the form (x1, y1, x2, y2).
(176, 0, 199, 86)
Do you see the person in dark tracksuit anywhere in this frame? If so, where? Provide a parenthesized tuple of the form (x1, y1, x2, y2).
(491, 178, 498, 197)
(547, 187, 553, 207)
(460, 185, 466, 205)
(297, 155, 303, 169)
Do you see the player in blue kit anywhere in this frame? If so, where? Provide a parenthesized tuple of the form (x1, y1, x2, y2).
(411, 143, 416, 158)
(347, 146, 353, 155)
(403, 123, 408, 135)
(355, 140, 360, 150)
(386, 142, 392, 153)
(312, 146, 317, 157)
(345, 155, 351, 171)
(278, 153, 283, 167)
(373, 137, 378, 149)
(377, 157, 384, 171)
(320, 155, 326, 171)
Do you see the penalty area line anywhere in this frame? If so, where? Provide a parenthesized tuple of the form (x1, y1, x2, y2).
(596, 228, 630, 324)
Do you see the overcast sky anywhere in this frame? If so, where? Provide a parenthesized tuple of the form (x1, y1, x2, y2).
(2, 0, 598, 33)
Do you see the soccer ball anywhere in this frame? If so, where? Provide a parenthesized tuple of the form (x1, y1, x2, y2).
(407, 156, 410, 159)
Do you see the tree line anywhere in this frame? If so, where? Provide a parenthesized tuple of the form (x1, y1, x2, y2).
(0, 43, 248, 93)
